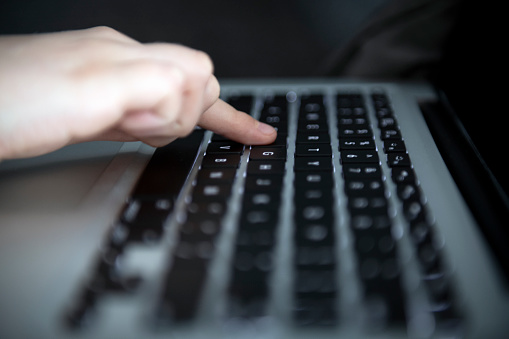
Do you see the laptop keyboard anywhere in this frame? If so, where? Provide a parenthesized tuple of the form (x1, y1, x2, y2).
(66, 88, 461, 336)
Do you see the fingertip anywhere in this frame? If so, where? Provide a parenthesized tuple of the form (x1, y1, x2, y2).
(250, 121, 278, 145)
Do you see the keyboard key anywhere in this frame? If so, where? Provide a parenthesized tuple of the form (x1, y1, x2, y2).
(206, 141, 245, 154)
(339, 138, 376, 150)
(131, 130, 204, 200)
(295, 144, 332, 157)
(250, 147, 287, 160)
(294, 157, 332, 172)
(341, 150, 380, 164)
(294, 172, 333, 188)
(159, 257, 208, 321)
(392, 167, 416, 184)
(247, 160, 285, 175)
(343, 164, 383, 179)
(296, 132, 331, 144)
(244, 175, 283, 191)
(344, 179, 386, 197)
(201, 154, 241, 168)
(384, 140, 406, 153)
(227, 94, 254, 113)
(338, 127, 373, 138)
(195, 168, 237, 184)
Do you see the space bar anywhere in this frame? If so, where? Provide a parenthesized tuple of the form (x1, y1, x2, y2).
(131, 130, 204, 200)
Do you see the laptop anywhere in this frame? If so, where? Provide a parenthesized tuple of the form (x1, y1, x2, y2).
(1, 5, 508, 339)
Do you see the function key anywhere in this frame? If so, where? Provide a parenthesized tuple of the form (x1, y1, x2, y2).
(297, 132, 331, 144)
(227, 94, 254, 113)
(337, 94, 364, 108)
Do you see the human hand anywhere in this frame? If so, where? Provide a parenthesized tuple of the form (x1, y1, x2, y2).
(0, 26, 276, 160)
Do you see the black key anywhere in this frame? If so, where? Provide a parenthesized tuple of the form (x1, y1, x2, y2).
(295, 223, 335, 246)
(131, 130, 204, 200)
(195, 168, 237, 184)
(298, 121, 329, 133)
(253, 133, 288, 148)
(337, 107, 367, 118)
(243, 191, 281, 210)
(343, 164, 383, 179)
(299, 111, 327, 125)
(294, 172, 333, 188)
(341, 150, 379, 164)
(338, 117, 369, 126)
(378, 116, 398, 129)
(347, 196, 388, 216)
(295, 269, 336, 294)
(294, 157, 332, 172)
(247, 160, 285, 175)
(338, 127, 373, 138)
(350, 213, 392, 231)
(296, 132, 331, 144)
(339, 138, 376, 150)
(295, 186, 333, 205)
(239, 208, 279, 229)
(380, 128, 402, 140)
(192, 183, 232, 202)
(201, 154, 241, 168)
(337, 94, 364, 108)
(236, 228, 275, 247)
(294, 296, 337, 326)
(227, 95, 254, 113)
(295, 246, 335, 268)
(387, 153, 411, 167)
(300, 94, 325, 112)
(206, 141, 245, 154)
(120, 198, 173, 243)
(187, 200, 226, 218)
(259, 115, 288, 134)
(244, 175, 283, 191)
(344, 179, 386, 197)
(259, 114, 287, 125)
(294, 204, 333, 226)
(250, 147, 287, 160)
(383, 140, 406, 153)
(354, 233, 396, 258)
(179, 214, 221, 240)
(230, 250, 272, 301)
(396, 183, 421, 202)
(159, 257, 208, 322)
(392, 167, 416, 185)
(262, 95, 288, 114)
(295, 144, 332, 157)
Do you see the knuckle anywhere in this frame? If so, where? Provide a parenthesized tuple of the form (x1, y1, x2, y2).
(87, 26, 119, 37)
(193, 50, 214, 77)
(208, 76, 221, 101)
(174, 119, 196, 137)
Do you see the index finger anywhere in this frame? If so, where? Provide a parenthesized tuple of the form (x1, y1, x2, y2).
(198, 99, 277, 145)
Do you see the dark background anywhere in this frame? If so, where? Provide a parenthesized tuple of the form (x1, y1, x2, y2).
(0, 0, 381, 78)
(0, 0, 446, 79)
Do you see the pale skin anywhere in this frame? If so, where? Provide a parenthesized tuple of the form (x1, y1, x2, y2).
(0, 26, 277, 161)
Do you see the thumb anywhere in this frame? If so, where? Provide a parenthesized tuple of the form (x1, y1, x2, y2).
(198, 99, 277, 145)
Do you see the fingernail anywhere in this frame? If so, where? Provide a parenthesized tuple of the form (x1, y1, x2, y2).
(257, 122, 277, 135)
